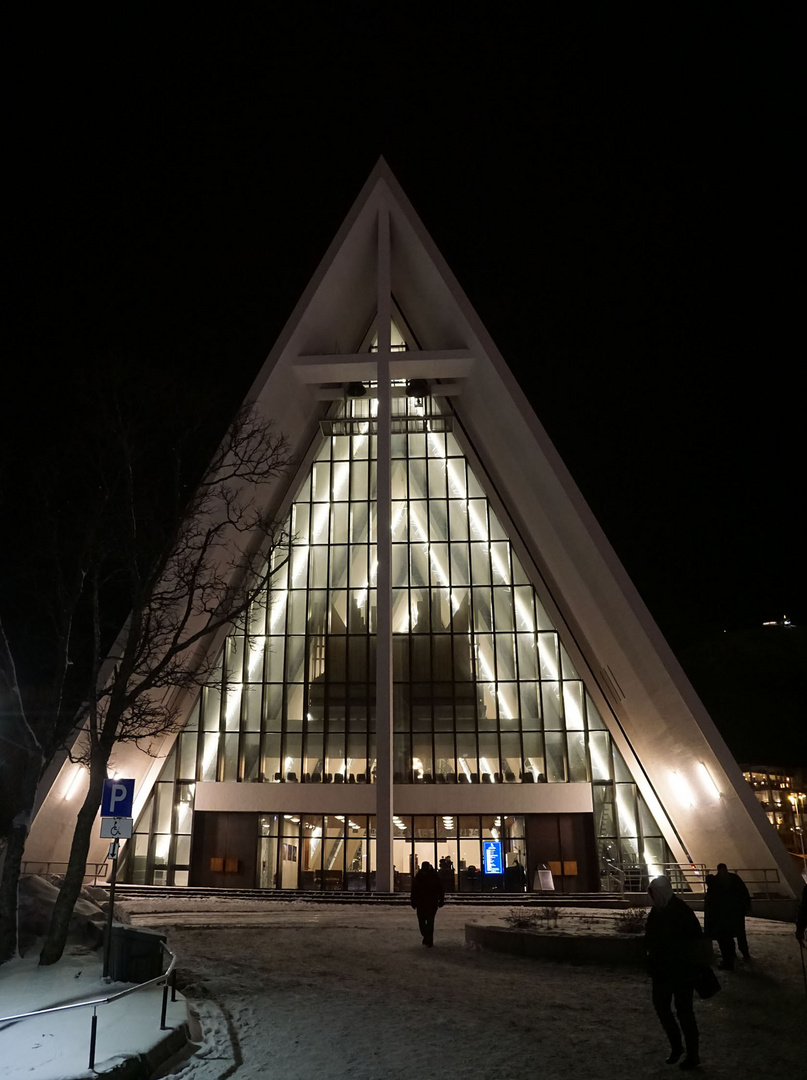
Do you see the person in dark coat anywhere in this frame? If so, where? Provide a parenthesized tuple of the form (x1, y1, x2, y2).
(411, 861, 445, 947)
(645, 875, 703, 1070)
(796, 882, 807, 947)
(704, 862, 751, 969)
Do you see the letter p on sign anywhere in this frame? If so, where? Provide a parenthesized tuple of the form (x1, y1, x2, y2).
(101, 778, 134, 818)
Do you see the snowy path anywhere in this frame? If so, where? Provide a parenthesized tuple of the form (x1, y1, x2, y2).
(117, 901, 805, 1080)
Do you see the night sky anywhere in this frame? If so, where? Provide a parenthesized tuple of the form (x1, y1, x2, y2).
(4, 11, 803, 762)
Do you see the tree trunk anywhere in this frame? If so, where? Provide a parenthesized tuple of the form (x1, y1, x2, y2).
(38, 751, 108, 966)
(0, 821, 30, 963)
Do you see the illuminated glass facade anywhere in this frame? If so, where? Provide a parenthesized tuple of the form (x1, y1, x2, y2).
(123, 385, 672, 891)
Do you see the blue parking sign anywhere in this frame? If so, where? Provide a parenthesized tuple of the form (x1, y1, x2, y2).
(101, 778, 134, 818)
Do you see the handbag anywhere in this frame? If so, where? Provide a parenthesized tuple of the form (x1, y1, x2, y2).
(694, 964, 721, 999)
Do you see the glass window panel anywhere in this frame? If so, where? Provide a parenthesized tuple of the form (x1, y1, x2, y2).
(285, 637, 305, 682)
(609, 741, 631, 781)
(392, 589, 410, 633)
(223, 687, 241, 732)
(453, 636, 473, 681)
(242, 733, 260, 781)
(500, 733, 521, 780)
(351, 458, 369, 500)
(638, 794, 663, 838)
(495, 634, 516, 681)
(154, 784, 173, 834)
(430, 588, 452, 635)
(497, 683, 519, 725)
(263, 732, 281, 779)
(478, 734, 499, 779)
(450, 543, 470, 585)
(271, 548, 289, 589)
(202, 687, 221, 731)
(473, 589, 493, 633)
(408, 458, 427, 499)
(448, 498, 469, 541)
(589, 732, 612, 781)
(309, 547, 328, 588)
(332, 435, 350, 461)
(348, 591, 369, 632)
(511, 552, 530, 585)
(329, 546, 348, 589)
(332, 460, 350, 500)
(307, 590, 328, 636)
(287, 684, 304, 723)
(315, 439, 331, 461)
(567, 731, 589, 782)
(560, 643, 580, 680)
(391, 545, 408, 587)
(517, 634, 538, 680)
(616, 785, 638, 836)
(563, 682, 585, 730)
(545, 732, 568, 782)
(445, 432, 464, 459)
(488, 507, 507, 541)
(429, 500, 448, 543)
(541, 683, 564, 729)
(283, 734, 302, 778)
(534, 597, 553, 631)
(470, 542, 492, 585)
(468, 499, 488, 540)
(225, 636, 244, 681)
(519, 683, 541, 725)
(593, 784, 617, 837)
(310, 503, 330, 544)
(263, 684, 283, 728)
(391, 501, 408, 541)
(408, 432, 426, 458)
(350, 503, 369, 545)
(312, 461, 330, 501)
(352, 433, 369, 459)
(292, 502, 310, 543)
(179, 732, 198, 779)
(410, 543, 429, 587)
(331, 502, 349, 544)
(409, 500, 428, 543)
(521, 731, 544, 779)
(434, 732, 455, 777)
(174, 836, 191, 865)
(429, 545, 450, 592)
(288, 590, 307, 634)
(457, 733, 477, 778)
(428, 458, 447, 499)
(291, 544, 309, 587)
(243, 685, 262, 729)
(537, 634, 559, 680)
(391, 459, 407, 499)
(222, 733, 239, 780)
(490, 542, 511, 584)
(349, 546, 368, 588)
(586, 693, 607, 730)
(369, 462, 378, 501)
(412, 735, 433, 779)
(492, 587, 514, 631)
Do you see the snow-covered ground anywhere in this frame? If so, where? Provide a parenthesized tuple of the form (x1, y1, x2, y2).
(2, 893, 804, 1080)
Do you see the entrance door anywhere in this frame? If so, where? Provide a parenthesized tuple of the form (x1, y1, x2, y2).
(525, 813, 598, 893)
(190, 812, 258, 888)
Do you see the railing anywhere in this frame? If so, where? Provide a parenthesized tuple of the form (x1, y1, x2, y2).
(603, 862, 784, 899)
(0, 942, 178, 1072)
(21, 861, 109, 886)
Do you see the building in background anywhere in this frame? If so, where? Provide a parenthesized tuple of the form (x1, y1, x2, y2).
(743, 766, 806, 874)
(25, 162, 800, 899)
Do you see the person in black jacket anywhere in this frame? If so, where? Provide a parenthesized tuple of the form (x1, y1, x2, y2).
(704, 863, 752, 969)
(796, 882, 807, 946)
(411, 861, 445, 947)
(645, 875, 703, 1070)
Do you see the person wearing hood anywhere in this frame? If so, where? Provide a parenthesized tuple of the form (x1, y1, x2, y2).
(410, 861, 445, 947)
(645, 875, 704, 1070)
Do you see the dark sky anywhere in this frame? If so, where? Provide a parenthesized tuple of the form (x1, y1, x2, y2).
(4, 11, 803, 759)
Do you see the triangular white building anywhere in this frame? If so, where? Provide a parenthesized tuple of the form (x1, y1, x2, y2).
(27, 161, 798, 899)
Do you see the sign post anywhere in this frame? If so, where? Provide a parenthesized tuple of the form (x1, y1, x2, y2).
(100, 779, 135, 979)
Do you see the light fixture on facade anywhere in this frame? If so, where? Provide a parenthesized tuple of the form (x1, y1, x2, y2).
(670, 771, 696, 808)
(698, 763, 721, 800)
(64, 766, 86, 801)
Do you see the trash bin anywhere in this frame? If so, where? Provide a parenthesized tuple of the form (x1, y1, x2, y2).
(109, 925, 166, 982)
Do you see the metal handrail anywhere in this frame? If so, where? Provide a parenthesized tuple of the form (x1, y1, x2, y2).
(0, 941, 179, 1071)
(21, 861, 109, 885)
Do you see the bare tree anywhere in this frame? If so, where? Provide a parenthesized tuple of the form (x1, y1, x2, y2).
(28, 401, 290, 965)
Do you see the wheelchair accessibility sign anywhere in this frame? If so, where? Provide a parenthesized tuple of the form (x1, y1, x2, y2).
(100, 816, 133, 838)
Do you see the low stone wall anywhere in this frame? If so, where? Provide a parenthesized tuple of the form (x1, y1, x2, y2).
(465, 923, 647, 965)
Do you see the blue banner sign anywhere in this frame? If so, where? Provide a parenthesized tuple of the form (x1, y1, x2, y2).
(483, 840, 504, 875)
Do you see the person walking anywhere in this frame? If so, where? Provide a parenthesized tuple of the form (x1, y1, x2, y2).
(645, 875, 704, 1070)
(704, 862, 752, 969)
(411, 861, 445, 947)
(796, 882, 807, 947)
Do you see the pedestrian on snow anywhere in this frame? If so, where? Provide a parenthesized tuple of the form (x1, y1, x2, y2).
(796, 882, 807, 947)
(411, 861, 445, 947)
(704, 862, 751, 969)
(645, 875, 704, 1070)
